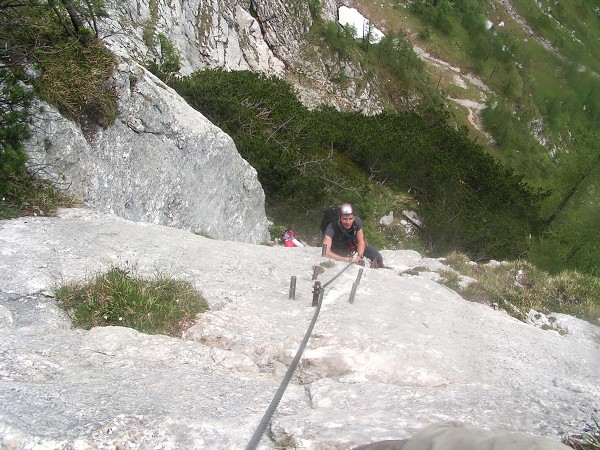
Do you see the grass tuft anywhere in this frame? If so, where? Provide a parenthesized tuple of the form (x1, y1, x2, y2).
(442, 251, 600, 324)
(563, 416, 600, 450)
(320, 260, 336, 269)
(36, 38, 118, 132)
(274, 432, 298, 449)
(55, 266, 208, 337)
(0, 173, 79, 220)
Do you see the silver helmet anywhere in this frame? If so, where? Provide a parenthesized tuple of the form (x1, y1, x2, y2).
(339, 203, 354, 215)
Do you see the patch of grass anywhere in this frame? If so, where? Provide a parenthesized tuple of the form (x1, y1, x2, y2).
(1, 4, 118, 132)
(274, 432, 298, 449)
(268, 224, 286, 242)
(437, 268, 462, 291)
(0, 174, 79, 220)
(36, 38, 118, 132)
(320, 260, 336, 269)
(443, 251, 600, 324)
(55, 266, 208, 337)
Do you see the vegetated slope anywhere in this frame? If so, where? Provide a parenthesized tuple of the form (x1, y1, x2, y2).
(154, 0, 600, 271)
(168, 69, 544, 262)
(347, 0, 600, 275)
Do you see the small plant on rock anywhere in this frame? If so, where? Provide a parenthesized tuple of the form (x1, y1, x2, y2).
(563, 416, 600, 450)
(320, 260, 336, 269)
(274, 431, 299, 449)
(55, 265, 208, 336)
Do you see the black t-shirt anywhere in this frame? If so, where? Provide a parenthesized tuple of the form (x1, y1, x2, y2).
(324, 216, 363, 255)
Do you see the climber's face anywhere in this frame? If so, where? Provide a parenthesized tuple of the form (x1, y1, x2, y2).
(340, 213, 354, 230)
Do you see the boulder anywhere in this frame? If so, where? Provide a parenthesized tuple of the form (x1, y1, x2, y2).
(25, 62, 270, 243)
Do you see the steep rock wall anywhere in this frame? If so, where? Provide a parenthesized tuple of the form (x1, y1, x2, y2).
(100, 0, 384, 113)
(26, 62, 270, 243)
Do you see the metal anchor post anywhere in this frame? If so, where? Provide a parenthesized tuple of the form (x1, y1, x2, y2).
(312, 281, 322, 307)
(289, 276, 297, 300)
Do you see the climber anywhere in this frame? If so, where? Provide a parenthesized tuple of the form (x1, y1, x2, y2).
(322, 203, 384, 268)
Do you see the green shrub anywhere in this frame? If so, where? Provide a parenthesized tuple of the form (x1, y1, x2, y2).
(55, 266, 209, 336)
(0, 1, 117, 220)
(163, 69, 544, 261)
(168, 69, 349, 203)
(372, 31, 430, 98)
(0, 64, 77, 218)
(307, 0, 321, 20)
(269, 224, 286, 242)
(0, 68, 32, 200)
(314, 107, 545, 260)
(419, 26, 432, 41)
(318, 21, 359, 59)
(410, 0, 455, 35)
(147, 33, 181, 80)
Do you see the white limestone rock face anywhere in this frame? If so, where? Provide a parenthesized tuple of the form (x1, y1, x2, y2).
(100, 0, 286, 76)
(0, 211, 598, 449)
(25, 62, 270, 243)
(100, 0, 385, 113)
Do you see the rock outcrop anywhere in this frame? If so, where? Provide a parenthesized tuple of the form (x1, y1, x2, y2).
(100, 0, 385, 113)
(1, 209, 598, 448)
(26, 62, 270, 243)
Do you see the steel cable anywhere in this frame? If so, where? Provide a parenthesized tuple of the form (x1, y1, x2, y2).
(322, 261, 353, 288)
(245, 262, 353, 449)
